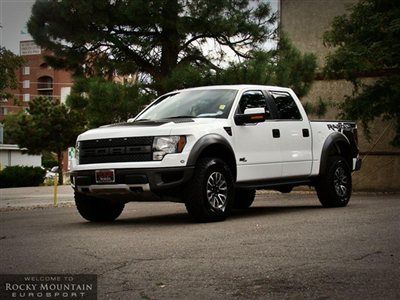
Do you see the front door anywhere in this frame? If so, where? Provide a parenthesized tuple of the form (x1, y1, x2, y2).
(232, 90, 282, 182)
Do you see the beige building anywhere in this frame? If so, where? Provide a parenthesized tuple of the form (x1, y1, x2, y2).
(280, 0, 400, 191)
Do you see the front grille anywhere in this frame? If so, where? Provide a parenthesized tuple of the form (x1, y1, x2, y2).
(79, 137, 154, 164)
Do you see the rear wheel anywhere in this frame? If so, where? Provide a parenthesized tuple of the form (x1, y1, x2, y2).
(315, 156, 352, 207)
(75, 192, 125, 222)
(184, 157, 234, 222)
(233, 188, 256, 209)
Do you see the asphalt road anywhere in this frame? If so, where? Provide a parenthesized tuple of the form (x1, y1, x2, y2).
(1, 192, 399, 299)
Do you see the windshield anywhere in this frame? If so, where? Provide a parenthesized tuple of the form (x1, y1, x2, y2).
(135, 89, 238, 121)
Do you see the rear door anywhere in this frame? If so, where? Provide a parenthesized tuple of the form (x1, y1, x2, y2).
(232, 90, 282, 182)
(266, 90, 313, 177)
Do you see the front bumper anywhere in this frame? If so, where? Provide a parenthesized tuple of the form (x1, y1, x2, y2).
(70, 166, 194, 195)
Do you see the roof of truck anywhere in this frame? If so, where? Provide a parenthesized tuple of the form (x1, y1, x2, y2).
(169, 84, 292, 94)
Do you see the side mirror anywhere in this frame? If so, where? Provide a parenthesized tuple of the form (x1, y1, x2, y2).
(234, 107, 267, 125)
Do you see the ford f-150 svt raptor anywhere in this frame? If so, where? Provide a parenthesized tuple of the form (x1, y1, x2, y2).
(71, 85, 362, 222)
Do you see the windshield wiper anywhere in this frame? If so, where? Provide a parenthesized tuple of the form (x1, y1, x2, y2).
(166, 115, 196, 119)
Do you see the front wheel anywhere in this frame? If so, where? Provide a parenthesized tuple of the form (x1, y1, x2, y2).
(75, 192, 125, 222)
(184, 157, 234, 222)
(315, 156, 352, 207)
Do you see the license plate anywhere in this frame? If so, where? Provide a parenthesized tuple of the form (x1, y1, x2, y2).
(95, 170, 115, 184)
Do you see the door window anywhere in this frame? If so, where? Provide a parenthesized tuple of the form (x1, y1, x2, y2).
(238, 90, 269, 116)
(270, 91, 302, 120)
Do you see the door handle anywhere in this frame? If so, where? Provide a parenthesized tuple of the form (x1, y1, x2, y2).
(272, 129, 280, 138)
(302, 128, 310, 137)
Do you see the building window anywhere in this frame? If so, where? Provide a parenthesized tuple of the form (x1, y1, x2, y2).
(0, 107, 8, 115)
(60, 87, 71, 104)
(23, 66, 30, 75)
(23, 80, 30, 89)
(23, 94, 30, 102)
(37, 76, 53, 97)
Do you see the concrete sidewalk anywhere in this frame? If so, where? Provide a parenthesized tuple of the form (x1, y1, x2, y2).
(0, 185, 74, 210)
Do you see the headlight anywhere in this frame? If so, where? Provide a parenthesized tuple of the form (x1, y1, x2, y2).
(153, 136, 186, 161)
(75, 141, 80, 164)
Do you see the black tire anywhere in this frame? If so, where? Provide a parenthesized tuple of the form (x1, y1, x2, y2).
(184, 157, 234, 222)
(75, 192, 125, 222)
(233, 188, 256, 209)
(315, 156, 352, 207)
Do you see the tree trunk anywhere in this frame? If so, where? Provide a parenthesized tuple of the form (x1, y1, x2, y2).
(159, 0, 180, 93)
(57, 151, 64, 185)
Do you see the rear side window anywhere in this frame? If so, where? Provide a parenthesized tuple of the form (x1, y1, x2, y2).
(270, 91, 302, 120)
(238, 90, 267, 114)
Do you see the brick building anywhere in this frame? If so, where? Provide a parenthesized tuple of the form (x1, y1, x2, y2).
(280, 0, 400, 191)
(0, 40, 73, 121)
(1, 41, 74, 173)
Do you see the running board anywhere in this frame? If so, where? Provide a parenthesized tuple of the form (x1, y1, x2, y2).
(235, 177, 313, 189)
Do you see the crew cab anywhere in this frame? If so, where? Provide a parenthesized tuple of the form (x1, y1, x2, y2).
(71, 85, 361, 222)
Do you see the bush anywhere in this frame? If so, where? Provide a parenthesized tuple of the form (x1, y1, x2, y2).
(0, 166, 46, 188)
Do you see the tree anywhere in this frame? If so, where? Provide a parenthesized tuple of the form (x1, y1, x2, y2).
(0, 47, 24, 100)
(4, 97, 85, 184)
(27, 0, 276, 93)
(323, 0, 400, 146)
(66, 33, 316, 127)
(28, 0, 317, 129)
(150, 32, 316, 97)
(67, 77, 154, 128)
(217, 33, 317, 97)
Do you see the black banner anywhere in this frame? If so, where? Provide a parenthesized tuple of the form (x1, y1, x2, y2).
(0, 275, 97, 300)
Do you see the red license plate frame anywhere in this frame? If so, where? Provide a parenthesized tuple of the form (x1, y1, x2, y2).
(95, 170, 115, 184)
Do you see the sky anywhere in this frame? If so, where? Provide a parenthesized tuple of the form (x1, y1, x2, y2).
(0, 0, 35, 54)
(0, 0, 279, 55)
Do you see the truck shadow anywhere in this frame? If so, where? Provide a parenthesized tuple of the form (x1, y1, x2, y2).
(80, 204, 324, 227)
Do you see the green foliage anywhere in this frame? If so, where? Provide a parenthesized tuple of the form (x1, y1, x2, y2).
(4, 97, 85, 184)
(3, 113, 20, 144)
(29, 0, 317, 128)
(157, 64, 215, 93)
(0, 166, 46, 188)
(274, 34, 317, 97)
(42, 152, 58, 169)
(158, 33, 317, 98)
(6, 97, 84, 154)
(323, 0, 400, 146)
(215, 34, 317, 97)
(28, 0, 276, 93)
(67, 78, 155, 128)
(303, 97, 329, 118)
(67, 32, 317, 127)
(0, 47, 24, 100)
(339, 75, 400, 144)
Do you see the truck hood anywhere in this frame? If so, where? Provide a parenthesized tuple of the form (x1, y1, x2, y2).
(77, 118, 229, 141)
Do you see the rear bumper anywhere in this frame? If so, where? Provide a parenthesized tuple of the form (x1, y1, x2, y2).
(70, 166, 194, 195)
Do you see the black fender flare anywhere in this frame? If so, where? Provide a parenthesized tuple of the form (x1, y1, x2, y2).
(319, 132, 351, 175)
(187, 133, 236, 170)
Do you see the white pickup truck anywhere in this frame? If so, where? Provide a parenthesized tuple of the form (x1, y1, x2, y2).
(71, 85, 361, 222)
